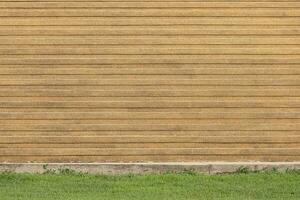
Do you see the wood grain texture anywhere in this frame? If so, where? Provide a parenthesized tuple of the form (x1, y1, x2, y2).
(0, 0, 299, 163)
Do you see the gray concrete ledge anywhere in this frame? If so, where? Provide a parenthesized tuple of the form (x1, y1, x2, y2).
(1, 162, 300, 174)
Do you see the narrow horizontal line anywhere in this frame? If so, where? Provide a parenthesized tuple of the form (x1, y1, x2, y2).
(0, 43, 299, 47)
(2, 142, 299, 144)
(2, 135, 299, 138)
(1, 85, 300, 87)
(0, 95, 300, 97)
(2, 44, 299, 46)
(1, 96, 299, 98)
(0, 16, 299, 20)
(5, 35, 298, 38)
(1, 143, 298, 146)
(0, 63, 297, 65)
(2, 129, 298, 132)
(2, 54, 300, 56)
(7, 69, 298, 71)
(3, 155, 298, 157)
(0, 73, 299, 75)
(2, 107, 300, 109)
(2, 35, 300, 37)
(4, 1, 300, 2)
(1, 74, 299, 75)
(1, 71, 299, 74)
(1, 24, 298, 26)
(0, 69, 298, 72)
(1, 64, 296, 66)
(1, 118, 300, 120)
(2, 0, 296, 2)
(1, 25, 300, 27)
(4, 129, 299, 132)
(2, 7, 300, 9)
(5, 123, 300, 125)
(1, 63, 299, 65)
(2, 135, 299, 137)
(1, 147, 300, 150)
(0, 15, 299, 17)
(21, 0, 300, 1)
(4, 135, 296, 138)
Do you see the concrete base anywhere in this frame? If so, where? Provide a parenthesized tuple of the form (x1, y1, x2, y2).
(0, 162, 300, 174)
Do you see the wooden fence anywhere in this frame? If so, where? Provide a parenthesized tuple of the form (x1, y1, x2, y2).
(0, 0, 299, 162)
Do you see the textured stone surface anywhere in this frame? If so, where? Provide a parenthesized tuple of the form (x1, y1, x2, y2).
(1, 162, 299, 174)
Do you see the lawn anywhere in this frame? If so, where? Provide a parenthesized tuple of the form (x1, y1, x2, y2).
(0, 170, 299, 200)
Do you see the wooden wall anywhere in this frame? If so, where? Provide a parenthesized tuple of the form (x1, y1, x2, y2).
(0, 0, 300, 163)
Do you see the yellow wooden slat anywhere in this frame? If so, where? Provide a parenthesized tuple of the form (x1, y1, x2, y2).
(1, 2, 300, 8)
(1, 27, 299, 35)
(1, 36, 299, 45)
(0, 100, 300, 108)
(1, 48, 300, 55)
(3, 0, 298, 1)
(0, 63, 298, 68)
(1, 136, 299, 143)
(0, 55, 299, 64)
(1, 119, 300, 125)
(1, 130, 299, 137)
(1, 108, 300, 119)
(1, 67, 300, 75)
(0, 122, 300, 131)
(0, 17, 299, 26)
(1, 9, 300, 17)
(1, 143, 299, 149)
(0, 75, 300, 86)
(0, 86, 298, 97)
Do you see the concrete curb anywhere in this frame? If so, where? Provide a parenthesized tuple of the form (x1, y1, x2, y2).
(1, 162, 300, 174)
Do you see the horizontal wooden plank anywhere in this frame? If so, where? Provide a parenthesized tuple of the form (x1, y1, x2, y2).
(1, 47, 300, 55)
(0, 102, 299, 108)
(0, 98, 300, 108)
(0, 86, 298, 97)
(1, 119, 300, 126)
(0, 96, 299, 101)
(0, 17, 299, 26)
(1, 8, 300, 17)
(0, 0, 297, 1)
(3, 85, 297, 89)
(1, 136, 299, 144)
(0, 0, 296, 3)
(1, 2, 300, 8)
(0, 76, 299, 85)
(1, 36, 299, 45)
(1, 67, 300, 75)
(1, 108, 300, 119)
(1, 55, 299, 59)
(0, 118, 300, 125)
(2, 27, 300, 36)
(1, 130, 299, 137)
(0, 74, 299, 79)
(0, 63, 297, 68)
(1, 143, 299, 148)
(0, 55, 298, 64)
(2, 59, 298, 64)
(0, 123, 300, 131)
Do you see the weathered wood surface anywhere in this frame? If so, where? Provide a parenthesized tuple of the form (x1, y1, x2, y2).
(0, 0, 299, 163)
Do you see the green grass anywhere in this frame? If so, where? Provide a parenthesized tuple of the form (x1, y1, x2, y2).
(0, 170, 299, 200)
